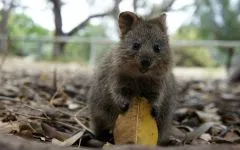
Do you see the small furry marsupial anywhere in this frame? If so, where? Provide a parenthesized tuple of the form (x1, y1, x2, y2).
(88, 11, 177, 145)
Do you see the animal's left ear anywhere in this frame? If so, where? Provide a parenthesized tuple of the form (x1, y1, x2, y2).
(150, 13, 167, 32)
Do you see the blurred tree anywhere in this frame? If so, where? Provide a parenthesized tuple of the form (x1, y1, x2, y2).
(7, 13, 49, 56)
(48, 0, 184, 58)
(48, 0, 119, 58)
(190, 0, 240, 71)
(64, 24, 108, 63)
(174, 25, 216, 67)
(8, 14, 49, 37)
(0, 0, 19, 35)
(0, 0, 20, 52)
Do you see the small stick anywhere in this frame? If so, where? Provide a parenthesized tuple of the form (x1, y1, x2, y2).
(0, 96, 17, 101)
(0, 39, 8, 71)
(74, 106, 94, 134)
(23, 104, 51, 119)
(54, 120, 80, 131)
(53, 67, 57, 92)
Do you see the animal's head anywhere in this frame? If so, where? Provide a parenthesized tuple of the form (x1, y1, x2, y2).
(114, 11, 173, 77)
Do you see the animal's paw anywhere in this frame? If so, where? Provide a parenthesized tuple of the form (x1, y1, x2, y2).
(151, 105, 158, 118)
(119, 101, 130, 113)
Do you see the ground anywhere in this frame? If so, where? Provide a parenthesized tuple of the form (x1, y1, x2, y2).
(0, 57, 239, 149)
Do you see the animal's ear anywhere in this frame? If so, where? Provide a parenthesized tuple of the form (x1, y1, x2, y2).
(118, 11, 140, 37)
(150, 13, 167, 32)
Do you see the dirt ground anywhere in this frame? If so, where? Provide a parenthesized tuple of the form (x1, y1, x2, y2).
(0, 57, 239, 149)
(1, 57, 227, 80)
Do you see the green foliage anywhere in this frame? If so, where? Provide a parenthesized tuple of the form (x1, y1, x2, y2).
(7, 13, 50, 56)
(193, 0, 240, 40)
(174, 25, 217, 67)
(8, 14, 49, 37)
(175, 0, 240, 67)
(174, 47, 216, 67)
(175, 25, 199, 40)
(63, 24, 111, 64)
(185, 0, 240, 66)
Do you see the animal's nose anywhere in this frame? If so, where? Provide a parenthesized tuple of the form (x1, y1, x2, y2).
(140, 59, 151, 68)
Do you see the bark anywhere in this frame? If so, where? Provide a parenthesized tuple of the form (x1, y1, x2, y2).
(160, 0, 176, 12)
(49, 0, 64, 58)
(49, 0, 178, 57)
(226, 47, 234, 74)
(67, 13, 109, 37)
(0, 0, 15, 53)
(52, 40, 66, 58)
(148, 0, 176, 17)
(49, 0, 113, 58)
(0, 134, 239, 150)
(133, 0, 138, 12)
(0, 0, 15, 34)
(229, 54, 240, 83)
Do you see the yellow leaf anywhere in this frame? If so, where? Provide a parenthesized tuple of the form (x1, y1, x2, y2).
(113, 97, 158, 145)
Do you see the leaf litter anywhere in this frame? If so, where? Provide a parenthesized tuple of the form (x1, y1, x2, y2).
(0, 63, 239, 148)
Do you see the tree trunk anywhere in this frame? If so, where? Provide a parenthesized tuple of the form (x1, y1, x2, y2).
(50, 0, 65, 58)
(49, 0, 125, 58)
(0, 0, 14, 52)
(229, 54, 240, 83)
(226, 47, 234, 74)
(52, 40, 66, 58)
(0, 1, 13, 34)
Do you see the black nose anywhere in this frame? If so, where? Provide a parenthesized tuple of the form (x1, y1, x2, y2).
(140, 59, 151, 68)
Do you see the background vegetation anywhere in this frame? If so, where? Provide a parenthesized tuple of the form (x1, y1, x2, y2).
(0, 0, 240, 69)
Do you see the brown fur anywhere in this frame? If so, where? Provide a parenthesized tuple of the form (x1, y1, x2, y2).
(88, 11, 177, 145)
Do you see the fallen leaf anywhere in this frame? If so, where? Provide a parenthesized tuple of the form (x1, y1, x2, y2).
(41, 123, 70, 141)
(210, 124, 227, 136)
(183, 122, 215, 144)
(67, 101, 80, 110)
(0, 121, 20, 134)
(50, 89, 70, 106)
(213, 137, 233, 144)
(2, 114, 17, 122)
(224, 130, 240, 142)
(195, 111, 221, 123)
(113, 97, 158, 145)
(200, 133, 212, 142)
(52, 130, 84, 146)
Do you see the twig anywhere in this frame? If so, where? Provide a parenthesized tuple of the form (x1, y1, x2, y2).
(23, 104, 51, 119)
(0, 49, 8, 71)
(0, 35, 9, 71)
(54, 120, 80, 131)
(13, 111, 48, 120)
(50, 106, 73, 117)
(7, 108, 80, 131)
(74, 106, 94, 134)
(53, 67, 57, 92)
(0, 95, 17, 101)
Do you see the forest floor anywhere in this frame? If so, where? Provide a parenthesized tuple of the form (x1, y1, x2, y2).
(0, 57, 239, 149)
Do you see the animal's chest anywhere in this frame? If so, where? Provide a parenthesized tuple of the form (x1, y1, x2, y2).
(118, 76, 160, 97)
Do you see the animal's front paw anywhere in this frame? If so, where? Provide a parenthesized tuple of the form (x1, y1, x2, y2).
(119, 100, 130, 113)
(151, 105, 158, 118)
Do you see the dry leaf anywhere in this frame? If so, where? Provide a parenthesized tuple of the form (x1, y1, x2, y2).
(50, 89, 70, 106)
(113, 97, 158, 145)
(195, 111, 221, 123)
(41, 123, 70, 141)
(183, 122, 215, 144)
(52, 130, 84, 146)
(0, 121, 20, 134)
(200, 133, 212, 142)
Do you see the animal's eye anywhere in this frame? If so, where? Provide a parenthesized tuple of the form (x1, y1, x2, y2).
(132, 42, 141, 51)
(153, 44, 161, 53)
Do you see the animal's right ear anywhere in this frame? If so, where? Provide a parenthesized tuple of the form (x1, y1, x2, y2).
(118, 11, 140, 38)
